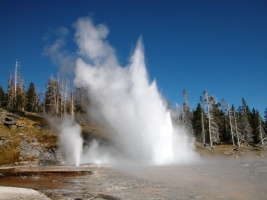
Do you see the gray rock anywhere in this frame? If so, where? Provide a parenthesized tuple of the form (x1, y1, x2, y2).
(17, 139, 65, 165)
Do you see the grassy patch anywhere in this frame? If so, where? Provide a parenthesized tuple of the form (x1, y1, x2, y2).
(0, 142, 20, 165)
(195, 143, 266, 158)
(0, 111, 58, 166)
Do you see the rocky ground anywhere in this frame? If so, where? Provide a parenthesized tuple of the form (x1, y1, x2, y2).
(0, 109, 65, 167)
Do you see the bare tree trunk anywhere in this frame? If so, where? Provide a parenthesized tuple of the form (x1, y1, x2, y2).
(258, 116, 264, 147)
(71, 92, 74, 119)
(233, 111, 240, 148)
(201, 108, 205, 145)
(14, 60, 19, 102)
(228, 106, 235, 146)
(205, 92, 212, 147)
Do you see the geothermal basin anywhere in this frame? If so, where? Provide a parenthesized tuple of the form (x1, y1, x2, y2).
(1, 18, 266, 200)
(0, 156, 267, 200)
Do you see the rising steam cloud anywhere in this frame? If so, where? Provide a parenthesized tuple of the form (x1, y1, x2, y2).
(72, 17, 196, 165)
(58, 116, 83, 166)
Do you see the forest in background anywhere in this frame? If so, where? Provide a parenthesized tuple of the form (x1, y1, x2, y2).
(0, 65, 266, 148)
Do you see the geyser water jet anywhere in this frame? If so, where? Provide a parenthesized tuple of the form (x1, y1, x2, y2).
(59, 117, 83, 166)
(73, 17, 195, 164)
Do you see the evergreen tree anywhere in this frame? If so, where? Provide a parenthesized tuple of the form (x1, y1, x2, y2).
(15, 72, 26, 111)
(74, 87, 91, 124)
(237, 98, 253, 145)
(192, 103, 205, 143)
(6, 65, 26, 111)
(74, 87, 88, 114)
(181, 89, 193, 132)
(264, 108, 267, 134)
(250, 108, 259, 144)
(250, 109, 267, 146)
(44, 76, 61, 116)
(7, 72, 15, 110)
(221, 99, 231, 144)
(26, 82, 39, 112)
(211, 102, 225, 143)
(0, 85, 6, 108)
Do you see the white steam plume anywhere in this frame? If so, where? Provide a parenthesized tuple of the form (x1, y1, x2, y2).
(58, 116, 83, 166)
(43, 27, 76, 75)
(74, 17, 196, 164)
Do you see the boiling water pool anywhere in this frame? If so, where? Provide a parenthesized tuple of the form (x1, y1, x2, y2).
(0, 157, 266, 200)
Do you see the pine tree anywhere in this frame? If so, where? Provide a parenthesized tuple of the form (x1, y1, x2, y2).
(221, 99, 231, 143)
(7, 72, 15, 110)
(250, 109, 267, 146)
(74, 87, 92, 125)
(44, 76, 61, 116)
(26, 82, 39, 112)
(181, 89, 193, 132)
(74, 87, 88, 114)
(238, 98, 253, 145)
(250, 109, 259, 144)
(192, 103, 205, 144)
(264, 108, 267, 134)
(6, 61, 26, 111)
(0, 85, 6, 108)
(15, 72, 26, 111)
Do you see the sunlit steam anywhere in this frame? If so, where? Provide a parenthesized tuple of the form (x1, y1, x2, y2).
(58, 117, 83, 166)
(71, 17, 196, 165)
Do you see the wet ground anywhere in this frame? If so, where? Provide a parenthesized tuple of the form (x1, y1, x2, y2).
(0, 157, 267, 200)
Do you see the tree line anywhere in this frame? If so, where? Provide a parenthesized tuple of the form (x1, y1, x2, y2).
(0, 66, 266, 147)
(0, 65, 90, 125)
(172, 89, 267, 147)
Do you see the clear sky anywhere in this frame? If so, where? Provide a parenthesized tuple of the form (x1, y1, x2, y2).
(0, 0, 266, 115)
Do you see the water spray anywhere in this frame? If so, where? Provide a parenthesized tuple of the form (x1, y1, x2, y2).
(72, 17, 196, 165)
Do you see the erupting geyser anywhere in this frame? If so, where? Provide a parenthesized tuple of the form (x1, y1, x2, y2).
(62, 17, 195, 165)
(59, 117, 83, 166)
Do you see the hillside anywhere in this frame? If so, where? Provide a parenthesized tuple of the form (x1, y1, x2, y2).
(0, 109, 108, 167)
(0, 110, 60, 166)
(0, 109, 266, 167)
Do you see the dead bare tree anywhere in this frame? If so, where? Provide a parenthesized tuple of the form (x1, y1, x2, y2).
(201, 107, 206, 145)
(228, 105, 235, 146)
(201, 90, 220, 147)
(233, 110, 241, 148)
(258, 115, 267, 147)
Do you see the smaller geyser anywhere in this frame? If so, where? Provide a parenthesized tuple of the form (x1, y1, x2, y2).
(59, 117, 83, 166)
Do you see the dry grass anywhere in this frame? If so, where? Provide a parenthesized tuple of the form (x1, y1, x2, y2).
(0, 111, 58, 166)
(0, 111, 98, 166)
(0, 125, 21, 165)
(195, 143, 266, 158)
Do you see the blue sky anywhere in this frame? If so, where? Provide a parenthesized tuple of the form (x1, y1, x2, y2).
(0, 0, 266, 115)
